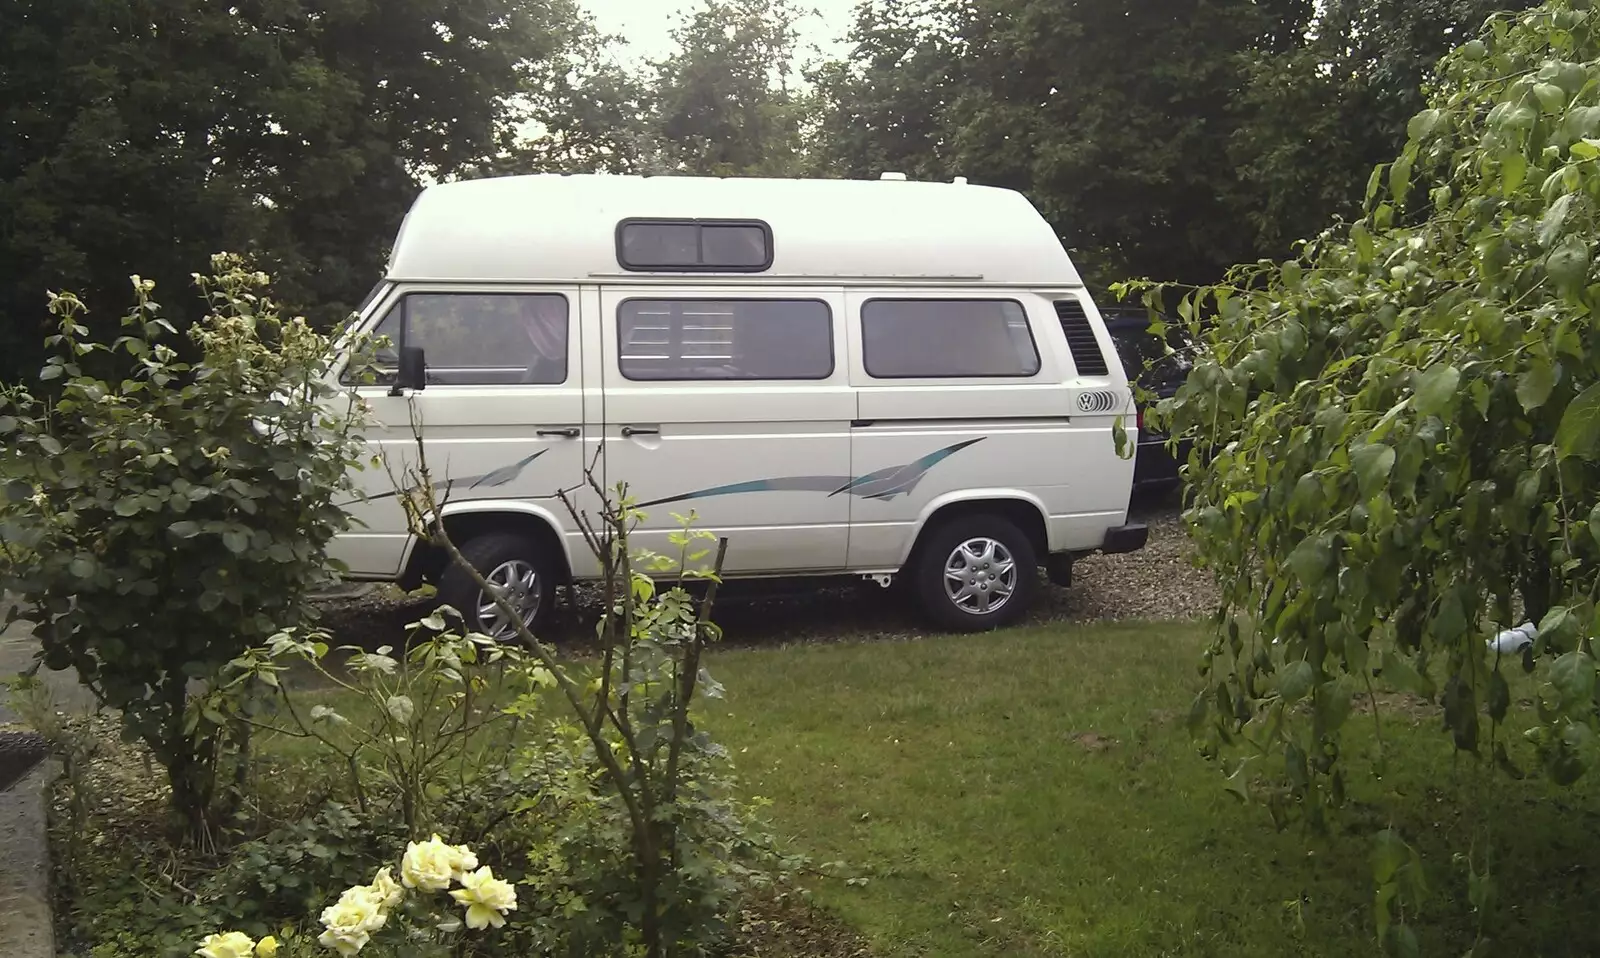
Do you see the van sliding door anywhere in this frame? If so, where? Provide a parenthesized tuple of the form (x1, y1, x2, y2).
(597, 286, 853, 575)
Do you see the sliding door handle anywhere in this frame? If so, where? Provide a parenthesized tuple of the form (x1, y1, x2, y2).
(621, 425, 660, 438)
(536, 427, 580, 439)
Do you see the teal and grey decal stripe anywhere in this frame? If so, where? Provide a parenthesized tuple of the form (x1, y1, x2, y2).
(352, 449, 549, 505)
(638, 438, 984, 508)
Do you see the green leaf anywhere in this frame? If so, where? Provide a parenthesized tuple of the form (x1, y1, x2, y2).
(1381, 649, 1434, 700)
(113, 497, 142, 517)
(1535, 81, 1568, 113)
(69, 556, 95, 579)
(1279, 661, 1316, 703)
(1287, 537, 1332, 586)
(1546, 234, 1592, 296)
(1390, 147, 1415, 204)
(221, 530, 251, 554)
(1412, 364, 1460, 416)
(1351, 443, 1396, 497)
(1548, 650, 1596, 707)
(1373, 828, 1409, 883)
(36, 434, 62, 456)
(1487, 669, 1511, 722)
(1540, 193, 1575, 247)
(1502, 152, 1528, 196)
(1351, 222, 1375, 264)
(1406, 108, 1443, 141)
(1365, 164, 1385, 206)
(1556, 383, 1600, 459)
(385, 694, 415, 724)
(169, 520, 201, 539)
(1518, 359, 1557, 412)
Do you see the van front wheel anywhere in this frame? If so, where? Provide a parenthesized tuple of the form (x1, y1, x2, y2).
(437, 533, 555, 641)
(912, 515, 1038, 632)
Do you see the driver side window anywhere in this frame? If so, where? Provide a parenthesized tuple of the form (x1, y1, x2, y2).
(351, 292, 570, 386)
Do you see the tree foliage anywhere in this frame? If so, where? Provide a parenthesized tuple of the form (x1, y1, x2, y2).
(1230, 0, 1539, 254)
(0, 256, 370, 840)
(0, 0, 596, 381)
(808, 0, 1536, 287)
(649, 0, 811, 177)
(1133, 1, 1600, 946)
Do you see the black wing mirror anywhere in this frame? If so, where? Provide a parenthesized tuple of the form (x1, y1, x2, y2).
(391, 345, 427, 395)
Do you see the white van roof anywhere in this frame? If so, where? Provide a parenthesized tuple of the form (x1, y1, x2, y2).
(384, 174, 1084, 287)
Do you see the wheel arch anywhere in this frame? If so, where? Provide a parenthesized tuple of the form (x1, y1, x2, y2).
(399, 502, 574, 590)
(897, 491, 1050, 573)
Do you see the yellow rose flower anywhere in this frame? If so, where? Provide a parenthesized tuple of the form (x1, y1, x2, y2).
(448, 865, 518, 930)
(255, 936, 279, 958)
(400, 834, 457, 891)
(317, 885, 388, 956)
(197, 931, 256, 958)
(446, 842, 479, 882)
(368, 866, 405, 909)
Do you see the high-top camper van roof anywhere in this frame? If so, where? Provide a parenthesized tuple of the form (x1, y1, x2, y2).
(384, 174, 1083, 287)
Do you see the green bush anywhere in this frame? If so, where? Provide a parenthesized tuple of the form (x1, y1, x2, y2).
(1124, 1, 1600, 948)
(0, 255, 371, 842)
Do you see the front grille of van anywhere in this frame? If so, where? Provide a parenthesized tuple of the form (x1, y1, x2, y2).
(1054, 300, 1110, 376)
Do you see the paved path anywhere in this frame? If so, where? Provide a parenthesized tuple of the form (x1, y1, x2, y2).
(0, 600, 97, 726)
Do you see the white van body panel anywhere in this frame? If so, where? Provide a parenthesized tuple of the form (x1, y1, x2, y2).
(386, 175, 1084, 288)
(325, 174, 1138, 594)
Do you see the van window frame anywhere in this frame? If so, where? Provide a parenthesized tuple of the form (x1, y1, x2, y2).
(340, 289, 572, 387)
(615, 296, 836, 383)
(615, 218, 774, 273)
(859, 297, 1043, 380)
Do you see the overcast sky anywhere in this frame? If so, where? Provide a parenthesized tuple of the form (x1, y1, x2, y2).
(584, 0, 859, 65)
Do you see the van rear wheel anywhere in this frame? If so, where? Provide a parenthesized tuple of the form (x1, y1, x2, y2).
(912, 515, 1038, 632)
(437, 533, 555, 641)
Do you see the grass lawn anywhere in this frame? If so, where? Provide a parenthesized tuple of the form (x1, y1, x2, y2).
(704, 621, 1600, 958)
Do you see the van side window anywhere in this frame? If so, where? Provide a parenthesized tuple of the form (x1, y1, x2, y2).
(348, 293, 569, 386)
(617, 299, 833, 381)
(617, 220, 772, 272)
(860, 299, 1040, 379)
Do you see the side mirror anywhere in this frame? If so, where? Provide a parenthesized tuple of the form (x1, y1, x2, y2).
(392, 345, 427, 395)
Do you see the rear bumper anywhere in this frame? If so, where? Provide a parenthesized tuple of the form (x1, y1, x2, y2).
(1101, 523, 1149, 555)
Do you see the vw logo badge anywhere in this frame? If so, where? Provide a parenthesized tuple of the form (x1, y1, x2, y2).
(1076, 391, 1117, 414)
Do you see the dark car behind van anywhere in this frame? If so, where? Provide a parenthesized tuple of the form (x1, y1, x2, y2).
(1100, 307, 1193, 491)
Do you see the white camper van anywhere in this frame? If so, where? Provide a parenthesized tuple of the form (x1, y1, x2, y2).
(326, 173, 1147, 634)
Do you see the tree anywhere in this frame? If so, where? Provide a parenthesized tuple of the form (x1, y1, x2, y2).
(0, 0, 595, 382)
(0, 257, 370, 842)
(805, 0, 962, 182)
(1230, 0, 1540, 253)
(650, 0, 810, 177)
(463, 16, 658, 177)
(1134, 2, 1600, 946)
(805, 0, 1541, 289)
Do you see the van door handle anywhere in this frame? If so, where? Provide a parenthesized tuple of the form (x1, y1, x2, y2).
(621, 425, 660, 437)
(537, 427, 580, 439)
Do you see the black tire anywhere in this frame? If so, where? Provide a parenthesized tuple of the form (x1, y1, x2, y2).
(436, 532, 556, 640)
(911, 515, 1038, 632)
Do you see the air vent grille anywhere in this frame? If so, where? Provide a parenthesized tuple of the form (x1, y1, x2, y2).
(1054, 300, 1109, 376)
